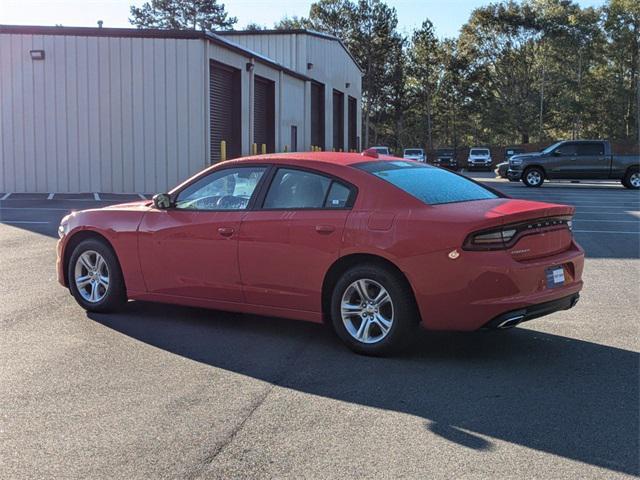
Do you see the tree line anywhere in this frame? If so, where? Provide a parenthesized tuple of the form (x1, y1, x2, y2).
(130, 0, 639, 151)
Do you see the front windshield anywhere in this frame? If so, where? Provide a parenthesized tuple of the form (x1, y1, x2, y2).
(404, 150, 422, 155)
(470, 149, 489, 156)
(541, 142, 563, 154)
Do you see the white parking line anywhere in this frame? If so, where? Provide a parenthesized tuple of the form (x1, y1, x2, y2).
(0, 207, 73, 211)
(574, 229, 640, 234)
(574, 219, 639, 223)
(138, 193, 147, 200)
(1, 221, 51, 224)
(93, 193, 100, 201)
(47, 193, 54, 200)
(1, 193, 11, 200)
(576, 210, 640, 216)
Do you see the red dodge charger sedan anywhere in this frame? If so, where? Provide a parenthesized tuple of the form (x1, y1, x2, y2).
(57, 151, 584, 355)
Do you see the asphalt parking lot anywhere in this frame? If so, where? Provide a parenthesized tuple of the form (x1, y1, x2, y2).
(1, 176, 638, 479)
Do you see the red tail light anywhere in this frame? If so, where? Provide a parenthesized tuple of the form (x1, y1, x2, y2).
(463, 216, 573, 251)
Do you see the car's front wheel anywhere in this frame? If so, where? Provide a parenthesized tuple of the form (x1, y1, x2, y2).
(522, 167, 545, 187)
(330, 264, 418, 356)
(68, 238, 126, 313)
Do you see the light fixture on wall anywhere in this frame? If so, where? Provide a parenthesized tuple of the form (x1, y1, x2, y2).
(246, 62, 254, 72)
(345, 82, 351, 89)
(30, 50, 45, 60)
(307, 62, 314, 70)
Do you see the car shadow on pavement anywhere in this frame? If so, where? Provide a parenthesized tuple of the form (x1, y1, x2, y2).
(90, 301, 639, 476)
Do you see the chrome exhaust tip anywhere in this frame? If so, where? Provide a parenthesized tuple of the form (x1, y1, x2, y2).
(496, 314, 525, 329)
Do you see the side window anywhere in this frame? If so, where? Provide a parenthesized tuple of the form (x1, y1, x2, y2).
(554, 143, 578, 156)
(175, 166, 266, 210)
(324, 181, 352, 208)
(263, 168, 332, 209)
(576, 143, 604, 156)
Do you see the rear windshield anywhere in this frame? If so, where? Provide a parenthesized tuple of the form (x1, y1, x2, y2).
(404, 149, 423, 155)
(470, 149, 490, 156)
(356, 161, 499, 205)
(373, 147, 390, 154)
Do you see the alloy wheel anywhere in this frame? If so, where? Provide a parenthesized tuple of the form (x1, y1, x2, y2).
(74, 250, 109, 303)
(526, 170, 542, 186)
(341, 279, 394, 344)
(630, 172, 640, 188)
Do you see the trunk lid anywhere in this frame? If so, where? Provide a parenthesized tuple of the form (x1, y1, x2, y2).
(432, 198, 575, 260)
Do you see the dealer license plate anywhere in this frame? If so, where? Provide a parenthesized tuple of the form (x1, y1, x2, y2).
(546, 266, 565, 288)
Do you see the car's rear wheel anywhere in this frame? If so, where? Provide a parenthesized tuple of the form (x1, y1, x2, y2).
(522, 167, 544, 187)
(622, 168, 639, 189)
(68, 238, 126, 313)
(330, 264, 418, 356)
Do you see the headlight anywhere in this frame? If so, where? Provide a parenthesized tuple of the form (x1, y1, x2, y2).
(510, 158, 523, 166)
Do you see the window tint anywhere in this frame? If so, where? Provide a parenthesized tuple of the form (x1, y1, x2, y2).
(576, 143, 604, 156)
(324, 182, 351, 208)
(554, 143, 578, 156)
(264, 168, 331, 209)
(175, 166, 266, 210)
(470, 149, 490, 156)
(404, 149, 423, 155)
(357, 161, 498, 205)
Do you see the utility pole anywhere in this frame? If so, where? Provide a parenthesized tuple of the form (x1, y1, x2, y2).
(539, 61, 545, 141)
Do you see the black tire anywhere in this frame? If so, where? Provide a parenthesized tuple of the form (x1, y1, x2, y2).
(522, 167, 545, 187)
(68, 238, 126, 313)
(622, 168, 639, 189)
(330, 264, 418, 356)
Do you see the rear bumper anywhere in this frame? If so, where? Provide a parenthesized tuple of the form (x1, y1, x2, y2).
(403, 239, 585, 332)
(483, 293, 580, 329)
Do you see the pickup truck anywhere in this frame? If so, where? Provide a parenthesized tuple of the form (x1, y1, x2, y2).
(507, 140, 640, 189)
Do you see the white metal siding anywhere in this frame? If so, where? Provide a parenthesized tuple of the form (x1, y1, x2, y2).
(0, 34, 206, 193)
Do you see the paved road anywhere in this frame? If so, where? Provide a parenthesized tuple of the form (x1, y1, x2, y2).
(1, 179, 638, 479)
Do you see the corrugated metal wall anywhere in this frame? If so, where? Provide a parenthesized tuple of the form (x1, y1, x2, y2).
(0, 34, 206, 193)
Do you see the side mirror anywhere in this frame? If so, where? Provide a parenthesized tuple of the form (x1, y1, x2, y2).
(153, 193, 172, 210)
(553, 150, 563, 157)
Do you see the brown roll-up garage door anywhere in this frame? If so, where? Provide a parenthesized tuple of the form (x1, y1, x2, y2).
(311, 81, 325, 150)
(332, 90, 344, 151)
(348, 96, 358, 152)
(209, 61, 241, 163)
(254, 75, 275, 153)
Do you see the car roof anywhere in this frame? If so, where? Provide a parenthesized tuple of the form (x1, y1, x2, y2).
(220, 152, 397, 168)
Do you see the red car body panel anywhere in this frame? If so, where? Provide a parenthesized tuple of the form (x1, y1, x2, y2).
(57, 152, 584, 331)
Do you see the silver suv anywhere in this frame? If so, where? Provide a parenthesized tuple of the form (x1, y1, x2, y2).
(467, 148, 492, 170)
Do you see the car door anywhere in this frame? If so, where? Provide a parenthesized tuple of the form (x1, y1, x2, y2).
(547, 142, 578, 179)
(138, 165, 268, 301)
(238, 167, 356, 313)
(574, 142, 609, 178)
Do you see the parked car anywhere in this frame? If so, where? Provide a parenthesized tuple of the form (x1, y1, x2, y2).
(403, 148, 426, 162)
(370, 146, 391, 156)
(57, 151, 584, 356)
(467, 147, 493, 170)
(432, 148, 458, 170)
(507, 140, 640, 188)
(496, 148, 526, 178)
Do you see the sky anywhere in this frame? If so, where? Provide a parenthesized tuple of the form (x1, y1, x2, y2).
(0, 0, 608, 39)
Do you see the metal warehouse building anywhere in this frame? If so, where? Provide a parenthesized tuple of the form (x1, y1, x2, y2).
(0, 25, 362, 194)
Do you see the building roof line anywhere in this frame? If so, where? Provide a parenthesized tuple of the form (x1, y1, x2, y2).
(0, 24, 312, 81)
(217, 28, 363, 74)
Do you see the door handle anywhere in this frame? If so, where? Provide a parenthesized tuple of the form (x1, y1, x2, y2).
(217, 227, 235, 237)
(315, 225, 335, 234)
